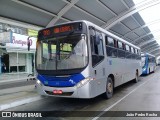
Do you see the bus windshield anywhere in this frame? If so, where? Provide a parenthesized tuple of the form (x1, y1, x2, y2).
(36, 34, 88, 71)
(141, 56, 146, 68)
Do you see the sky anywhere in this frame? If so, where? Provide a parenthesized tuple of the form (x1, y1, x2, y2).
(133, 0, 160, 45)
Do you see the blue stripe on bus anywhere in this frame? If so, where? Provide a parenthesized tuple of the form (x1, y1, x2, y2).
(37, 74, 85, 87)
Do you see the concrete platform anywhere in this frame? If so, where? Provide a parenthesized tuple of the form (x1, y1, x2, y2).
(0, 84, 43, 111)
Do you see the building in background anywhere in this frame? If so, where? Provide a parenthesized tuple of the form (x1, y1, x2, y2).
(0, 22, 38, 75)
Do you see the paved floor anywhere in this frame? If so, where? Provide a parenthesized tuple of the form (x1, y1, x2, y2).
(1, 67, 160, 120)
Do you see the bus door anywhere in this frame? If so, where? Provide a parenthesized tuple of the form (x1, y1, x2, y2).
(89, 27, 106, 96)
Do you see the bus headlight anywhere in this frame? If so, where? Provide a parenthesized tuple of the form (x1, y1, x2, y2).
(143, 68, 146, 71)
(77, 77, 95, 88)
(36, 79, 42, 86)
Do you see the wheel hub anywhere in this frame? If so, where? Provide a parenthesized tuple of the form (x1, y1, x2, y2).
(108, 83, 112, 93)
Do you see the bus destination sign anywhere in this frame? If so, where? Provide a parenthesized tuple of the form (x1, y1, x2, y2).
(39, 22, 83, 39)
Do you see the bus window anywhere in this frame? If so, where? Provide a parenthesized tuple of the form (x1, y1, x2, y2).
(118, 41, 125, 58)
(106, 36, 117, 57)
(42, 42, 49, 59)
(135, 49, 137, 54)
(89, 27, 96, 54)
(97, 33, 104, 56)
(126, 45, 130, 51)
(60, 43, 72, 59)
(90, 29, 104, 67)
(141, 56, 146, 67)
(131, 47, 134, 53)
(131, 47, 135, 59)
(137, 50, 141, 60)
(42, 42, 56, 60)
(125, 45, 131, 59)
(114, 39, 117, 48)
(133, 48, 136, 54)
(106, 37, 114, 47)
(118, 41, 123, 49)
(123, 43, 125, 50)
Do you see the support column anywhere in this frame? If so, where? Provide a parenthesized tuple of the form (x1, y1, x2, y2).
(0, 56, 1, 74)
(17, 52, 19, 73)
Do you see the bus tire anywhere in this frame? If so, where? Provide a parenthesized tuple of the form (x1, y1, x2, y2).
(103, 77, 113, 99)
(134, 71, 139, 83)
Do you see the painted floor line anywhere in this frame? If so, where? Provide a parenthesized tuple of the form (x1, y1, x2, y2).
(92, 78, 152, 120)
(0, 96, 43, 111)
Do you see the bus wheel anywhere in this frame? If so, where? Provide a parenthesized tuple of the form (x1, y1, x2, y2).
(134, 71, 139, 83)
(103, 77, 113, 99)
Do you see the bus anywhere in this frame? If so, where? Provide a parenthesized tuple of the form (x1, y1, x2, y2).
(141, 53, 156, 75)
(35, 20, 142, 99)
(156, 58, 160, 66)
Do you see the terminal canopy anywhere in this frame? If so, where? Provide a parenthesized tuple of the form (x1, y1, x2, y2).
(0, 0, 160, 57)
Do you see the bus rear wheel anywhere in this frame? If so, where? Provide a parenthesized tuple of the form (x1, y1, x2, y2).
(103, 77, 113, 99)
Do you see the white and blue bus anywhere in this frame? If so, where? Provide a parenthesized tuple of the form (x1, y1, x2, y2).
(141, 53, 156, 75)
(36, 20, 142, 99)
(156, 58, 160, 66)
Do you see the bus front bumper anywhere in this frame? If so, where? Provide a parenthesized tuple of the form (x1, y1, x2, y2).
(35, 79, 91, 98)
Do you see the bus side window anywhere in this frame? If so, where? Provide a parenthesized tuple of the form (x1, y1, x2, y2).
(96, 33, 104, 56)
(106, 37, 114, 47)
(123, 43, 126, 51)
(133, 48, 135, 59)
(131, 47, 135, 59)
(114, 39, 117, 48)
(89, 26, 96, 55)
(89, 27, 104, 67)
(117, 41, 125, 58)
(135, 49, 138, 59)
(125, 44, 130, 59)
(137, 50, 141, 60)
(105, 36, 117, 57)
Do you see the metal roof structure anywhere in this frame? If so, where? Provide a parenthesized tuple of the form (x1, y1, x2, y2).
(0, 0, 160, 56)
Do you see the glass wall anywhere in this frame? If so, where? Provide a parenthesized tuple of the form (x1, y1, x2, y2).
(1, 52, 35, 74)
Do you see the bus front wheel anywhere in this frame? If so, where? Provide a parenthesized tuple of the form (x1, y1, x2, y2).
(103, 77, 113, 99)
